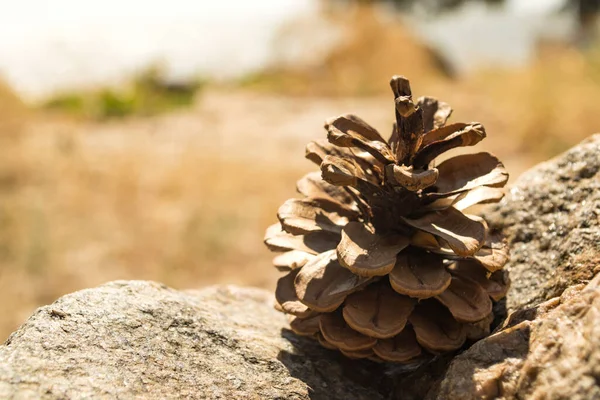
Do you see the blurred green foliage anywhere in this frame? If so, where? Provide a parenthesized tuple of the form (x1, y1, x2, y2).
(43, 67, 207, 119)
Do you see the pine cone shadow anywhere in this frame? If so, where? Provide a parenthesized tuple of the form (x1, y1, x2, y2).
(277, 328, 395, 400)
(277, 327, 455, 399)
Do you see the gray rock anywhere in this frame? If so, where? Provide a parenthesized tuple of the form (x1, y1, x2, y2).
(434, 274, 600, 400)
(0, 281, 391, 400)
(487, 133, 600, 312)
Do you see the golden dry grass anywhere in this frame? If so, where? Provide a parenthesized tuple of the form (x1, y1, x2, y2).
(1, 10, 600, 340)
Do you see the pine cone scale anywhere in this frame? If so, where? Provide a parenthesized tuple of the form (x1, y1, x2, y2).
(264, 223, 338, 255)
(419, 122, 469, 148)
(277, 197, 360, 235)
(289, 314, 321, 336)
(389, 251, 452, 298)
(372, 326, 422, 362)
(320, 310, 378, 351)
(296, 171, 357, 207)
(435, 276, 493, 323)
(417, 96, 453, 132)
(337, 221, 410, 277)
(409, 301, 467, 353)
(434, 152, 509, 195)
(412, 123, 487, 168)
(294, 250, 371, 313)
(342, 281, 415, 339)
(402, 208, 487, 257)
(275, 269, 313, 317)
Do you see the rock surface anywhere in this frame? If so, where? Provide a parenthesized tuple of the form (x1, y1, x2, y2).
(0, 281, 392, 400)
(433, 275, 600, 400)
(487, 133, 600, 312)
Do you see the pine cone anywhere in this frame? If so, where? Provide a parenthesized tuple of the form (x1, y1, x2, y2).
(265, 76, 510, 363)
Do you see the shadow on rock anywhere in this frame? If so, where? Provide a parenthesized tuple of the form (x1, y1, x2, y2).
(277, 328, 394, 400)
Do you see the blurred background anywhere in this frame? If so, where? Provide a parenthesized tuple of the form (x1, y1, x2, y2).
(0, 0, 599, 340)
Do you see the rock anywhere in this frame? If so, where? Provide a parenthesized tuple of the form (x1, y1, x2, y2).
(0, 281, 392, 400)
(434, 274, 600, 400)
(487, 134, 600, 312)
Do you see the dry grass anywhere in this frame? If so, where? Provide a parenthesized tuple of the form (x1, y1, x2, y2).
(0, 95, 309, 337)
(1, 9, 600, 340)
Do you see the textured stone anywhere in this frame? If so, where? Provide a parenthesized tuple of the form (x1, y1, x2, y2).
(434, 275, 600, 400)
(487, 134, 600, 312)
(0, 281, 392, 400)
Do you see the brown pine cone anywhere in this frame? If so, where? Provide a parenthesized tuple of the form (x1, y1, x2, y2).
(265, 75, 510, 363)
